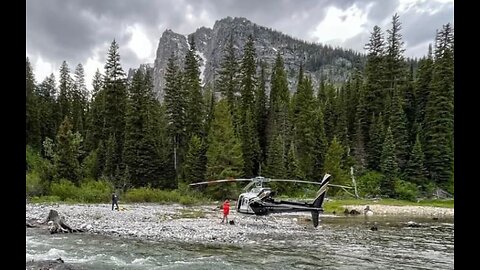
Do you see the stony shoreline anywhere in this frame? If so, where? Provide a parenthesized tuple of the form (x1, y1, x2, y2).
(342, 204, 454, 217)
(26, 202, 454, 245)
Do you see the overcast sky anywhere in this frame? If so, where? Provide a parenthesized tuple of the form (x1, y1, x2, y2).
(26, 0, 454, 89)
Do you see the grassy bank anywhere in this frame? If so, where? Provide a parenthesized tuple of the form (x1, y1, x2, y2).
(323, 198, 454, 213)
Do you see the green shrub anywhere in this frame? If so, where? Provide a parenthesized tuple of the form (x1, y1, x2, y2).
(124, 187, 154, 202)
(77, 179, 113, 203)
(420, 182, 436, 197)
(81, 150, 99, 179)
(26, 172, 45, 197)
(26, 146, 54, 182)
(26, 146, 42, 172)
(124, 187, 202, 205)
(357, 171, 384, 197)
(50, 179, 78, 201)
(179, 196, 196, 206)
(394, 179, 419, 201)
(446, 177, 454, 195)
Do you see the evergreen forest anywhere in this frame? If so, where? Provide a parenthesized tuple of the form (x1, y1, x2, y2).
(26, 15, 454, 202)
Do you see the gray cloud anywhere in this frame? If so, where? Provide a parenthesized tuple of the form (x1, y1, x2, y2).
(400, 3, 454, 51)
(27, 0, 453, 85)
(366, 0, 400, 23)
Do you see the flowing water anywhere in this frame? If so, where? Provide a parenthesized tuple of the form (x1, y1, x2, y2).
(26, 216, 454, 269)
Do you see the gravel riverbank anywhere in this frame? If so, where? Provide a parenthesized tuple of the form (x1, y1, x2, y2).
(26, 202, 453, 245)
(343, 204, 454, 217)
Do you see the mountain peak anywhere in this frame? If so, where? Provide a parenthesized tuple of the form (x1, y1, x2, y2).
(214, 16, 253, 28)
(151, 16, 364, 101)
(162, 29, 183, 37)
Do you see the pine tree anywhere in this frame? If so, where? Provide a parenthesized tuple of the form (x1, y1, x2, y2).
(58, 61, 73, 122)
(153, 103, 177, 189)
(403, 64, 416, 144)
(383, 93, 392, 128)
(164, 53, 187, 178)
(294, 74, 316, 178)
(217, 34, 239, 125)
(103, 134, 118, 180)
(380, 127, 398, 196)
(335, 86, 349, 149)
(415, 46, 434, 130)
(84, 69, 105, 151)
(182, 135, 207, 184)
(323, 137, 348, 187)
(26, 58, 41, 148)
(72, 63, 88, 135)
(352, 118, 367, 172)
(405, 134, 427, 186)
(317, 77, 327, 106)
(346, 70, 362, 138)
(364, 25, 387, 132)
(291, 64, 304, 120)
(264, 134, 286, 179)
(239, 34, 260, 176)
(323, 83, 336, 142)
(385, 13, 406, 93)
(354, 79, 369, 139)
(184, 36, 204, 139)
(266, 53, 290, 153)
(103, 40, 127, 166)
(94, 140, 106, 179)
(121, 166, 131, 192)
(123, 69, 162, 187)
(206, 100, 244, 179)
(286, 142, 304, 180)
(311, 109, 328, 180)
(54, 117, 81, 183)
(255, 62, 268, 163)
(423, 24, 454, 188)
(240, 35, 257, 114)
(37, 74, 57, 144)
(241, 110, 260, 177)
(203, 85, 216, 141)
(389, 89, 409, 169)
(368, 114, 385, 170)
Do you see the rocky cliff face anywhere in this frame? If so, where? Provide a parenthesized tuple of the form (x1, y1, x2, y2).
(150, 16, 364, 101)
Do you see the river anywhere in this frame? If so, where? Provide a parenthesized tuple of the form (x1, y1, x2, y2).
(26, 215, 454, 269)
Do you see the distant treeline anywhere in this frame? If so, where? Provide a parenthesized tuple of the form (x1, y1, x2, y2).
(26, 14, 453, 200)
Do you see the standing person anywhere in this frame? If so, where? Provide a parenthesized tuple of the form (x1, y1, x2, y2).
(221, 199, 230, 224)
(111, 193, 119, 211)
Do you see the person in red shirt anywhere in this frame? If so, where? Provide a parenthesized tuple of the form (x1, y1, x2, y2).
(221, 199, 230, 224)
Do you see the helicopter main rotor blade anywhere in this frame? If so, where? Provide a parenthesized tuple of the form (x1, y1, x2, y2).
(189, 179, 252, 186)
(268, 179, 353, 189)
(268, 179, 324, 185)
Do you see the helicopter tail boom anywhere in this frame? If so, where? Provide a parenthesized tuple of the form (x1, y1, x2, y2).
(312, 174, 331, 207)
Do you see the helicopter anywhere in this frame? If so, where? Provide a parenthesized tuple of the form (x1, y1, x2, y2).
(189, 174, 354, 227)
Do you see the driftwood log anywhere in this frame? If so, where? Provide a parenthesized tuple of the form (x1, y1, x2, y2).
(26, 209, 84, 234)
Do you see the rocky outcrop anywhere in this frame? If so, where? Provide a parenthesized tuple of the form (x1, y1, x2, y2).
(150, 16, 364, 101)
(152, 29, 190, 100)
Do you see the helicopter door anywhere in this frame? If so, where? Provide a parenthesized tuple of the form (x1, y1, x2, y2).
(238, 195, 250, 213)
(237, 195, 243, 211)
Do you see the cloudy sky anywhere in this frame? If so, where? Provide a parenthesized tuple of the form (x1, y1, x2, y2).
(26, 0, 453, 89)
